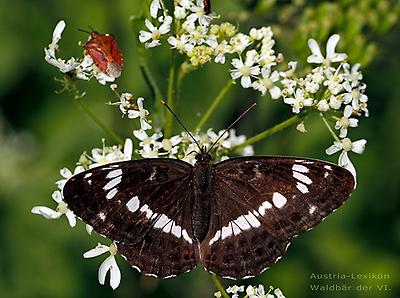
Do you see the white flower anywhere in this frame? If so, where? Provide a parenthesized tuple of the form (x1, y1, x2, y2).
(210, 40, 232, 64)
(323, 69, 344, 95)
(317, 99, 330, 112)
(133, 130, 162, 158)
(31, 190, 76, 227)
(56, 166, 84, 190)
(160, 135, 182, 157)
(174, 5, 187, 19)
(186, 0, 214, 27)
(274, 288, 286, 298)
(83, 242, 121, 290)
(252, 68, 281, 98)
(326, 137, 367, 181)
(89, 139, 133, 168)
(44, 20, 79, 73)
(335, 105, 359, 137)
(127, 97, 152, 130)
(342, 83, 368, 113)
(343, 63, 363, 87)
(284, 89, 313, 114)
(168, 35, 194, 53)
(231, 52, 261, 88)
(307, 34, 347, 65)
(227, 285, 245, 298)
(329, 95, 342, 110)
(150, 0, 162, 18)
(230, 33, 251, 53)
(139, 16, 173, 48)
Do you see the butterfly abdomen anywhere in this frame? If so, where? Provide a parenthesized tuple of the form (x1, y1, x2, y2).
(192, 162, 213, 242)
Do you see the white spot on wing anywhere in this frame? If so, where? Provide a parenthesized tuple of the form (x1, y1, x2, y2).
(221, 223, 233, 240)
(309, 205, 317, 214)
(296, 182, 309, 194)
(106, 169, 122, 179)
(258, 200, 273, 216)
(209, 230, 221, 246)
(324, 172, 329, 178)
(138, 205, 193, 244)
(293, 171, 312, 185)
(244, 211, 261, 227)
(235, 215, 251, 230)
(126, 196, 140, 212)
(324, 165, 333, 170)
(272, 192, 287, 208)
(103, 176, 122, 190)
(154, 214, 169, 228)
(84, 173, 92, 179)
(98, 212, 106, 221)
(292, 164, 309, 173)
(106, 188, 118, 199)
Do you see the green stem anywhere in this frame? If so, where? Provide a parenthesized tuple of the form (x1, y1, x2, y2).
(231, 112, 307, 152)
(320, 112, 340, 142)
(195, 79, 233, 131)
(164, 51, 177, 138)
(76, 99, 124, 145)
(210, 275, 229, 298)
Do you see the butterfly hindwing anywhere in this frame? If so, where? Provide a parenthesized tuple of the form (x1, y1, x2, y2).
(200, 156, 354, 279)
(63, 159, 198, 278)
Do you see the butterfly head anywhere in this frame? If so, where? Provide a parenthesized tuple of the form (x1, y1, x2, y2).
(195, 151, 212, 164)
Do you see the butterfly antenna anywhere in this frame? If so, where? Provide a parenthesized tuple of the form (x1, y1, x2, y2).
(207, 103, 257, 154)
(161, 100, 202, 152)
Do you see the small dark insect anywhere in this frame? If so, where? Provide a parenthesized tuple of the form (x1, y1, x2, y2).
(63, 103, 355, 279)
(203, 0, 211, 14)
(82, 31, 123, 78)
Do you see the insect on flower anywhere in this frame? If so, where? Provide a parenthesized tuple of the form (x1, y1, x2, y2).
(82, 29, 123, 79)
(204, 0, 212, 14)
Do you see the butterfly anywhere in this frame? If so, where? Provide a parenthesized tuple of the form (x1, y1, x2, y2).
(63, 150, 354, 279)
(83, 31, 123, 79)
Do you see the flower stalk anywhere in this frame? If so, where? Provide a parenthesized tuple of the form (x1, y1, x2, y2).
(164, 51, 177, 137)
(211, 275, 230, 298)
(195, 79, 233, 131)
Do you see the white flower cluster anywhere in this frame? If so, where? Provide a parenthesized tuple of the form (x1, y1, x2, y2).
(140, 1, 280, 98)
(44, 20, 117, 85)
(277, 34, 368, 181)
(215, 284, 285, 298)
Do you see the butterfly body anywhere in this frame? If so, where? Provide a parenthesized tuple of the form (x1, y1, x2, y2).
(83, 32, 123, 78)
(63, 155, 354, 279)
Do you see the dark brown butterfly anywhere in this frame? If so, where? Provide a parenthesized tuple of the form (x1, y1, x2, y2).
(63, 104, 355, 279)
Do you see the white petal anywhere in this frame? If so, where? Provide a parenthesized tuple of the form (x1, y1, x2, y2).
(133, 129, 147, 141)
(139, 31, 152, 43)
(109, 256, 121, 290)
(144, 19, 156, 32)
(83, 244, 110, 258)
(344, 105, 353, 118)
(269, 86, 281, 99)
(52, 190, 63, 203)
(52, 20, 66, 45)
(31, 206, 61, 219)
(339, 151, 357, 184)
(86, 224, 94, 235)
(150, 0, 161, 18)
(349, 118, 359, 127)
(241, 76, 252, 88)
(98, 256, 113, 285)
(60, 168, 72, 178)
(65, 210, 76, 227)
(127, 110, 140, 119)
(351, 139, 367, 154)
(326, 144, 341, 155)
(307, 38, 323, 63)
(123, 138, 133, 160)
(231, 58, 243, 69)
(326, 34, 340, 57)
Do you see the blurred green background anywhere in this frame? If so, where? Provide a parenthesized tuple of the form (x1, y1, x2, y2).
(0, 0, 399, 297)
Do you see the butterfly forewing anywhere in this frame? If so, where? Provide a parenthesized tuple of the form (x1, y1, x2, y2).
(200, 157, 354, 279)
(63, 159, 198, 278)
